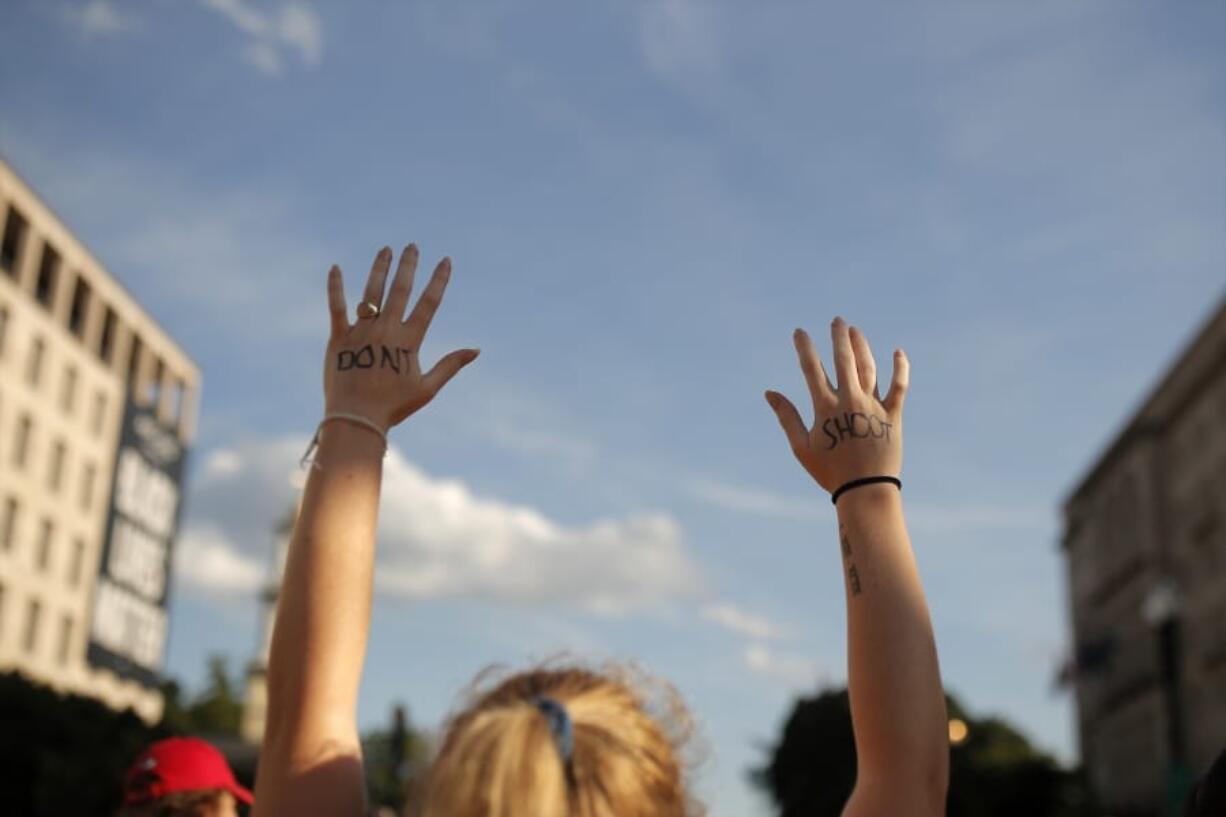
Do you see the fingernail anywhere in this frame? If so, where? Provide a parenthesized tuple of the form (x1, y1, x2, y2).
(832, 316, 844, 326)
(465, 348, 481, 362)
(764, 390, 779, 409)
(381, 246, 393, 257)
(405, 243, 418, 254)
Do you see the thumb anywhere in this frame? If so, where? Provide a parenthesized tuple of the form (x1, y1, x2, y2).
(422, 348, 480, 395)
(765, 390, 808, 454)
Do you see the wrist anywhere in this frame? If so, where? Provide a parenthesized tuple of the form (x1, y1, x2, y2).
(317, 419, 387, 458)
(834, 481, 902, 516)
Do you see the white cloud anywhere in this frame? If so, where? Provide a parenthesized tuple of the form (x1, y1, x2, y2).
(702, 603, 782, 640)
(743, 643, 825, 691)
(243, 41, 283, 75)
(201, 0, 323, 73)
(63, 0, 139, 36)
(176, 526, 265, 596)
(175, 436, 705, 614)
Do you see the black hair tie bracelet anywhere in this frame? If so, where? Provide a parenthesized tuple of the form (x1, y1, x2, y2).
(831, 476, 902, 505)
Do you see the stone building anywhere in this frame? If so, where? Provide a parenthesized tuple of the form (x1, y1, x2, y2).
(0, 155, 199, 721)
(1062, 295, 1226, 814)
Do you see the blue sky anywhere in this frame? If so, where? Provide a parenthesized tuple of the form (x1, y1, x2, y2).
(2, 1, 1224, 813)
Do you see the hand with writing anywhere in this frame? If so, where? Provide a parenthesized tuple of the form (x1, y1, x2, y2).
(324, 244, 479, 429)
(764, 317, 907, 493)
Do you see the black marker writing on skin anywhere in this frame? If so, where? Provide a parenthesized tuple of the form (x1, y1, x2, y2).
(338, 344, 415, 373)
(840, 524, 863, 596)
(822, 411, 893, 450)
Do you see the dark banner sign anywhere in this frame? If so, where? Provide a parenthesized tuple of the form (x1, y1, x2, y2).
(86, 399, 187, 688)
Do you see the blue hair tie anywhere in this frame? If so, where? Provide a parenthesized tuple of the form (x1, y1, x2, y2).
(532, 696, 574, 764)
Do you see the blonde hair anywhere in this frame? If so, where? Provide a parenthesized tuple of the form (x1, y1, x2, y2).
(415, 663, 702, 817)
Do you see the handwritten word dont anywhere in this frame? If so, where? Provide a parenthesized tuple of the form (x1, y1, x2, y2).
(822, 411, 893, 450)
(337, 345, 414, 373)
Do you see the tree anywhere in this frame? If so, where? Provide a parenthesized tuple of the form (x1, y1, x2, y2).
(753, 687, 1095, 817)
(160, 655, 244, 737)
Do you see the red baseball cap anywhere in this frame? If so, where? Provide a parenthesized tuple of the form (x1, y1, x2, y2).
(124, 737, 254, 805)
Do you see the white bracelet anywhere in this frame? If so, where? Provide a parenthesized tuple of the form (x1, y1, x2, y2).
(300, 412, 389, 470)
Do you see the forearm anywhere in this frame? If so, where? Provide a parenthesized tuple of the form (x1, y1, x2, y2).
(264, 422, 384, 756)
(837, 484, 946, 798)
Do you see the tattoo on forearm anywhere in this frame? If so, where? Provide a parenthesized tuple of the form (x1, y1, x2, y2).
(822, 411, 893, 450)
(840, 524, 863, 596)
(337, 344, 414, 372)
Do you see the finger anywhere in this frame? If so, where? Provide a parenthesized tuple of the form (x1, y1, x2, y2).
(830, 316, 860, 397)
(792, 328, 836, 417)
(382, 244, 419, 321)
(422, 348, 480, 395)
(404, 257, 452, 345)
(882, 348, 910, 414)
(848, 325, 879, 400)
(764, 391, 808, 455)
(327, 265, 348, 337)
(360, 246, 393, 315)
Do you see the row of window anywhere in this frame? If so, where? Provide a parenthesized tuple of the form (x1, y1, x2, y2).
(0, 202, 187, 425)
(0, 494, 89, 587)
(2, 408, 99, 511)
(0, 581, 77, 667)
(0, 321, 112, 435)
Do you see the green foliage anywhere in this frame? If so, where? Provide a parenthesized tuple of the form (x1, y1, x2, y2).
(159, 656, 244, 737)
(753, 687, 1096, 817)
(362, 704, 431, 813)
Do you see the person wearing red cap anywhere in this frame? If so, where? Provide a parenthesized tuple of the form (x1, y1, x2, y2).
(120, 737, 253, 817)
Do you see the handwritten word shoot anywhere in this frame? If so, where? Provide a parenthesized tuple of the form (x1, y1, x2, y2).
(822, 411, 893, 450)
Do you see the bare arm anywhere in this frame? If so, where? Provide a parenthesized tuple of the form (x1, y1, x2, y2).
(253, 245, 478, 817)
(766, 318, 947, 817)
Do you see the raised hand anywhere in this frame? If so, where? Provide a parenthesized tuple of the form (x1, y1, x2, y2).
(764, 317, 907, 493)
(324, 244, 479, 429)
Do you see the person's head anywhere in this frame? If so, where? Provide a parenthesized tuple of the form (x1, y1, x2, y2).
(417, 663, 701, 817)
(120, 737, 252, 817)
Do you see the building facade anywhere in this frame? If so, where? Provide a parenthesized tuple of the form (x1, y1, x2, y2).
(1062, 296, 1226, 814)
(0, 156, 199, 721)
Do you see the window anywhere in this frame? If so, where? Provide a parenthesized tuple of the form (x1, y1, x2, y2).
(68, 276, 91, 338)
(79, 463, 96, 511)
(60, 365, 78, 413)
(48, 440, 66, 492)
(1, 205, 28, 276)
(35, 241, 60, 308)
(1, 496, 18, 551)
(148, 356, 165, 406)
(36, 518, 53, 572)
(169, 378, 187, 426)
(69, 537, 86, 587)
(26, 336, 45, 387)
(12, 413, 32, 468)
(98, 306, 117, 364)
(90, 390, 107, 436)
(57, 614, 73, 665)
(127, 332, 143, 392)
(23, 598, 41, 654)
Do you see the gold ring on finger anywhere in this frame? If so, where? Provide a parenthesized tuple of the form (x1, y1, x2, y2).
(356, 301, 381, 319)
